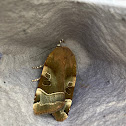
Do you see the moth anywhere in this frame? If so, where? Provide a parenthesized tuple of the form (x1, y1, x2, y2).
(32, 39, 76, 121)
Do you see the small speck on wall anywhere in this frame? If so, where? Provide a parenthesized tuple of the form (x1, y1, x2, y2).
(0, 53, 2, 59)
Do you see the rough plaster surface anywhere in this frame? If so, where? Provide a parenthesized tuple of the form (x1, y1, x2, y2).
(0, 1, 126, 126)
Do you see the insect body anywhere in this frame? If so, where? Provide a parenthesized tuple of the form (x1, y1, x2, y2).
(33, 40, 76, 121)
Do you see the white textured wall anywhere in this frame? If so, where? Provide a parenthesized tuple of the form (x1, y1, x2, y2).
(77, 0, 126, 7)
(0, 1, 126, 126)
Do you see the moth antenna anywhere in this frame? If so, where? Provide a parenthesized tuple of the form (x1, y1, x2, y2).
(57, 39, 65, 47)
(30, 46, 56, 59)
(60, 39, 64, 43)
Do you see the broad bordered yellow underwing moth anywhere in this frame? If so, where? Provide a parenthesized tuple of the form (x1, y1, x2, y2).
(32, 39, 76, 121)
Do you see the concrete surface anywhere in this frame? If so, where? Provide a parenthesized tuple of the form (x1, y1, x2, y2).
(0, 0, 126, 126)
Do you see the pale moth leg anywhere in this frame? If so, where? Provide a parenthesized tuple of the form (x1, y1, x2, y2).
(32, 64, 43, 69)
(32, 78, 40, 82)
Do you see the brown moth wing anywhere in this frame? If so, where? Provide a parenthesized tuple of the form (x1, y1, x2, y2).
(33, 47, 76, 121)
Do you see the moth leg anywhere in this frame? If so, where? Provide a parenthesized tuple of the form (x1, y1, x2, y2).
(52, 99, 72, 121)
(32, 78, 40, 82)
(32, 64, 43, 69)
(64, 99, 72, 114)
